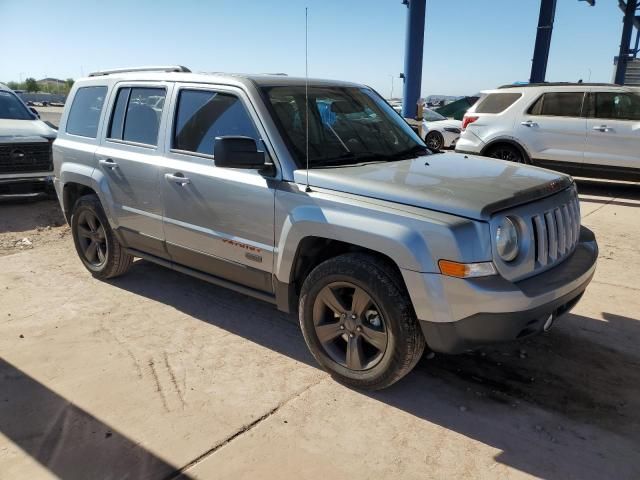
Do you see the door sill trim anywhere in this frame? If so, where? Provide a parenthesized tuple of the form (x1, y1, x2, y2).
(124, 248, 277, 305)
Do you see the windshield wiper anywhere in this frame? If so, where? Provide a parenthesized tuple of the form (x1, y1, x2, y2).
(310, 144, 430, 168)
(387, 145, 430, 160)
(311, 152, 388, 167)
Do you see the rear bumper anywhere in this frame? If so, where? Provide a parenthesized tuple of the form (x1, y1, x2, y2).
(454, 132, 484, 154)
(402, 226, 597, 354)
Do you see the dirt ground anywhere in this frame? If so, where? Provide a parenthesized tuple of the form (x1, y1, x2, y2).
(0, 198, 68, 257)
(1, 180, 639, 480)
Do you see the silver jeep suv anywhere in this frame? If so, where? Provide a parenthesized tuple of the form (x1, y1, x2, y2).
(53, 66, 598, 390)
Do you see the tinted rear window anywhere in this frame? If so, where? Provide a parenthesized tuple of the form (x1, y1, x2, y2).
(475, 93, 522, 114)
(107, 87, 165, 146)
(66, 86, 107, 138)
(528, 92, 584, 117)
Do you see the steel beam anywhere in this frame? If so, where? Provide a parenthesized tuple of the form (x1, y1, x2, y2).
(401, 0, 426, 119)
(530, 0, 557, 83)
(615, 0, 638, 84)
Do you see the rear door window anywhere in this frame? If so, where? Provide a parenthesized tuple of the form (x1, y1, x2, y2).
(172, 89, 260, 156)
(66, 86, 107, 138)
(590, 92, 640, 121)
(475, 93, 522, 114)
(107, 87, 166, 146)
(528, 92, 585, 117)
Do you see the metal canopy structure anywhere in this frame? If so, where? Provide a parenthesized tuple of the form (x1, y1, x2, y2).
(400, 0, 426, 118)
(400, 0, 640, 119)
(529, 0, 640, 85)
(615, 0, 640, 84)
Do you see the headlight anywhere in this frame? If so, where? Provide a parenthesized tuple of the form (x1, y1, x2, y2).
(444, 127, 461, 134)
(496, 217, 519, 262)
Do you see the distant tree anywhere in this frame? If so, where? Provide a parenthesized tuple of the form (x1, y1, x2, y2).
(65, 78, 74, 89)
(25, 77, 38, 92)
(6, 81, 19, 90)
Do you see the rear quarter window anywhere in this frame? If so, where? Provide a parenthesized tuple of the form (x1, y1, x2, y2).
(66, 86, 107, 138)
(475, 93, 522, 114)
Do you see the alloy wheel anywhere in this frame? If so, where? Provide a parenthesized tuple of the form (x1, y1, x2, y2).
(76, 210, 108, 267)
(426, 133, 443, 151)
(312, 281, 388, 371)
(489, 147, 524, 163)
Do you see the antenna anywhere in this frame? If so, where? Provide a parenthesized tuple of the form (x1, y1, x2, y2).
(304, 7, 311, 193)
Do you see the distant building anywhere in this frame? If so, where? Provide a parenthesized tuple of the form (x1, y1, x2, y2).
(37, 78, 66, 87)
(37, 78, 67, 92)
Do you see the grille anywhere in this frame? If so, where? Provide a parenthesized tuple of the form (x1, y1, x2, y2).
(531, 195, 581, 267)
(0, 142, 52, 174)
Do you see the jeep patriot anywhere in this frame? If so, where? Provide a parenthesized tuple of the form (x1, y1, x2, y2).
(53, 66, 598, 390)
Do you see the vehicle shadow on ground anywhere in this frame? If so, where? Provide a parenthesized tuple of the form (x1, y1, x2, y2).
(108, 259, 640, 480)
(0, 197, 65, 233)
(0, 357, 192, 480)
(576, 179, 640, 208)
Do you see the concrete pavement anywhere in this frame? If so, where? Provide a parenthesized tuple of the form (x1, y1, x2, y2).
(1, 180, 639, 479)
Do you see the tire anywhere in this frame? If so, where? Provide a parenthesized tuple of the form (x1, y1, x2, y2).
(299, 253, 426, 390)
(70, 194, 133, 279)
(425, 131, 444, 151)
(485, 143, 528, 164)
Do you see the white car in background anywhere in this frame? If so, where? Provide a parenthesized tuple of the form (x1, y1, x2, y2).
(421, 108, 462, 151)
(455, 83, 640, 181)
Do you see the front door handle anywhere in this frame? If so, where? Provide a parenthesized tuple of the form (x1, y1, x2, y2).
(164, 172, 191, 185)
(99, 158, 119, 169)
(592, 125, 611, 132)
(521, 120, 538, 127)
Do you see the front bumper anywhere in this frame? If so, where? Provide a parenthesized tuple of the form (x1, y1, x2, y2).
(0, 175, 53, 197)
(402, 226, 598, 354)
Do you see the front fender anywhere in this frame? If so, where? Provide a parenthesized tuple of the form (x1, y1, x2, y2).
(275, 204, 433, 282)
(273, 188, 492, 283)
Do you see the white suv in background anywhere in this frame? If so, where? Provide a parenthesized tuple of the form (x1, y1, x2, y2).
(455, 83, 640, 182)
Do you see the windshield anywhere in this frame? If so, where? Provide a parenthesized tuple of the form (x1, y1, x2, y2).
(0, 91, 35, 120)
(262, 85, 428, 168)
(423, 108, 446, 122)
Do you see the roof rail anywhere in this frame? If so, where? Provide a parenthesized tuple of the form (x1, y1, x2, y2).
(88, 65, 191, 77)
(498, 82, 618, 89)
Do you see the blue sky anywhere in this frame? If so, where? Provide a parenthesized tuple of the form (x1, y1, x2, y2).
(0, 0, 626, 97)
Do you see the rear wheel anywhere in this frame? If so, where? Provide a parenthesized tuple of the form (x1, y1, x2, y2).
(299, 253, 425, 390)
(485, 143, 528, 164)
(71, 194, 133, 279)
(425, 131, 444, 151)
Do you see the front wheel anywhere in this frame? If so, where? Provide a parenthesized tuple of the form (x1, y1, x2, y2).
(299, 253, 425, 390)
(71, 194, 133, 279)
(425, 131, 444, 151)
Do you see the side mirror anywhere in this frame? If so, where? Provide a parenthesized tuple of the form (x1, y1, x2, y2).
(214, 136, 265, 169)
(29, 107, 40, 119)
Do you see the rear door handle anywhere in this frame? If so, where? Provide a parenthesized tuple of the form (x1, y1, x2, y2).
(164, 173, 191, 185)
(521, 120, 538, 127)
(592, 125, 611, 132)
(99, 158, 119, 169)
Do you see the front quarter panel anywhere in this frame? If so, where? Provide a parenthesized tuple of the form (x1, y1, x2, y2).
(273, 184, 492, 282)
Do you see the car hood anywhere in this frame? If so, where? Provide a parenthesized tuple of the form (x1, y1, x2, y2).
(424, 119, 462, 129)
(0, 119, 57, 140)
(293, 152, 572, 221)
